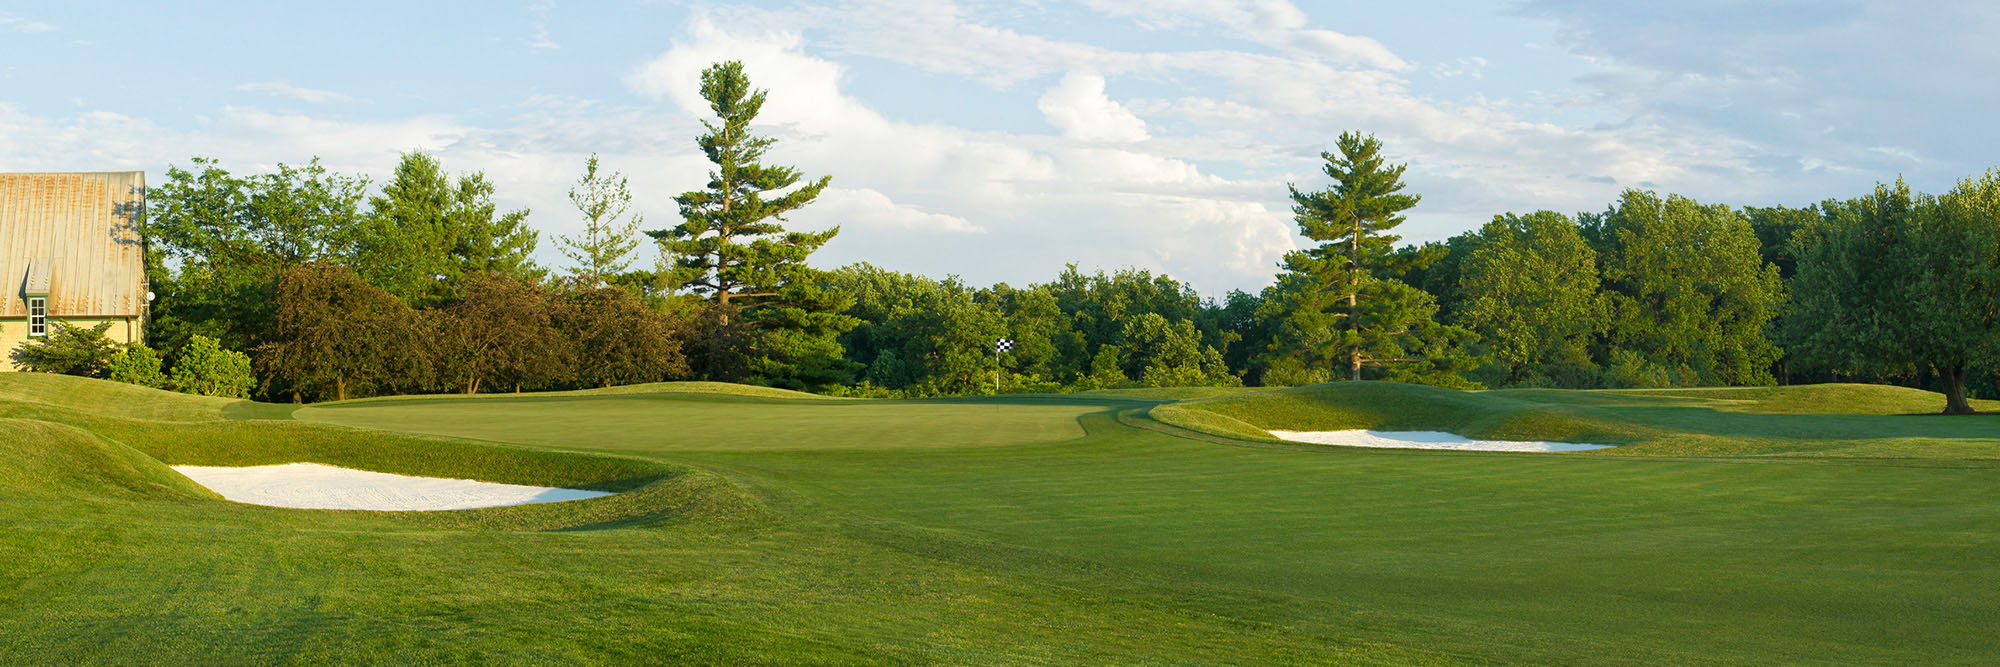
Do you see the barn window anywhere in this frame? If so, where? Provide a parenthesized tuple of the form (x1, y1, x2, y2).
(27, 297, 46, 337)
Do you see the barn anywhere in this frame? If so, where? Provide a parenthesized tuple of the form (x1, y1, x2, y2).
(0, 171, 150, 369)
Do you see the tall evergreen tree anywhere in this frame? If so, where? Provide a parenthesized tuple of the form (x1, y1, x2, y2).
(650, 61, 857, 388)
(1267, 131, 1479, 385)
(352, 151, 540, 307)
(558, 154, 644, 288)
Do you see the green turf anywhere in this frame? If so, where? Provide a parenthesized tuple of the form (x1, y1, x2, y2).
(4, 374, 1999, 663)
(1157, 380, 2000, 460)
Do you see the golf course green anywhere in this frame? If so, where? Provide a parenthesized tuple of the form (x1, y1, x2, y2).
(3, 374, 1998, 663)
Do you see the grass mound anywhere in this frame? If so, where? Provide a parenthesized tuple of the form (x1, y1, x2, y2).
(1157, 381, 1650, 445)
(324, 380, 846, 407)
(1153, 381, 2000, 460)
(0, 418, 213, 500)
(130, 421, 758, 529)
(1603, 383, 2000, 415)
(0, 373, 237, 422)
(0, 380, 761, 530)
(1079, 386, 1277, 401)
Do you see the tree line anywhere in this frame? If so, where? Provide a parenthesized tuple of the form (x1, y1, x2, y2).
(21, 60, 1994, 412)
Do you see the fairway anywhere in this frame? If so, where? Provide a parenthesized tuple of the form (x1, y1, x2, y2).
(4, 376, 2000, 663)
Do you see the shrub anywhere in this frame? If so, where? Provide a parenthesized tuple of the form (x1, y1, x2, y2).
(171, 335, 256, 398)
(1259, 357, 1330, 387)
(1600, 350, 1675, 389)
(107, 345, 170, 388)
(10, 322, 120, 377)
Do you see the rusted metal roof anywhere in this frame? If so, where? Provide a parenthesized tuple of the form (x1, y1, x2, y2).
(23, 259, 50, 295)
(0, 172, 148, 317)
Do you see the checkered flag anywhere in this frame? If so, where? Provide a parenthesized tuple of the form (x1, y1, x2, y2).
(995, 338, 1014, 353)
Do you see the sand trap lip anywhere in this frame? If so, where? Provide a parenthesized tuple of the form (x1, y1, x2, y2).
(1266, 430, 1614, 452)
(171, 463, 614, 511)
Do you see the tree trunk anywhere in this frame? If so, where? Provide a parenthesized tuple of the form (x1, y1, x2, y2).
(336, 377, 348, 402)
(1941, 364, 1975, 415)
(1348, 209, 1362, 382)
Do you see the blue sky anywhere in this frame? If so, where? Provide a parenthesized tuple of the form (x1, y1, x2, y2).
(3, 1, 1995, 296)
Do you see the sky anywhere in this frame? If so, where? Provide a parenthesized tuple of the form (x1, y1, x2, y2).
(2, 1, 1995, 297)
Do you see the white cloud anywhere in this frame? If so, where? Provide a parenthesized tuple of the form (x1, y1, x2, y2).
(622, 16, 1300, 291)
(1514, 0, 2000, 200)
(1429, 56, 1489, 79)
(1037, 72, 1149, 143)
(0, 15, 55, 33)
(529, 25, 559, 50)
(236, 81, 367, 105)
(20, 1, 1980, 294)
(809, 188, 984, 234)
(1081, 0, 1410, 71)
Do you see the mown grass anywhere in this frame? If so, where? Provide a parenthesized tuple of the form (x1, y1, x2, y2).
(329, 380, 849, 405)
(3, 374, 2000, 663)
(300, 393, 1099, 452)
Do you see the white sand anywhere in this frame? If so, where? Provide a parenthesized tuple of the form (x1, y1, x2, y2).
(1266, 430, 1614, 452)
(170, 463, 614, 511)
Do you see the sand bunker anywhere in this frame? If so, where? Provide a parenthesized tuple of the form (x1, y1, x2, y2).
(1266, 430, 1614, 452)
(170, 463, 613, 511)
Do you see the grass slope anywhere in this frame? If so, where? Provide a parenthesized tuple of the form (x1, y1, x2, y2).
(1158, 380, 2000, 460)
(326, 380, 847, 406)
(4, 375, 2000, 662)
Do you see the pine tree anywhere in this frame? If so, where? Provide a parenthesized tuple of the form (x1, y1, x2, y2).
(1268, 131, 1479, 385)
(649, 61, 857, 387)
(353, 151, 540, 307)
(558, 154, 644, 288)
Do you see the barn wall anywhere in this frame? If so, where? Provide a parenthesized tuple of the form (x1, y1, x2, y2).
(0, 316, 142, 371)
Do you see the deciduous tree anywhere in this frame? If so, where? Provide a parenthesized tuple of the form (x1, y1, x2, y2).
(436, 275, 570, 394)
(1457, 211, 1610, 383)
(259, 263, 432, 402)
(1588, 190, 1785, 386)
(1787, 175, 2000, 414)
(557, 287, 689, 388)
(145, 157, 369, 354)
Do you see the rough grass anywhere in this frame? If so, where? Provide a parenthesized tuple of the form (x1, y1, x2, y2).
(0, 418, 213, 500)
